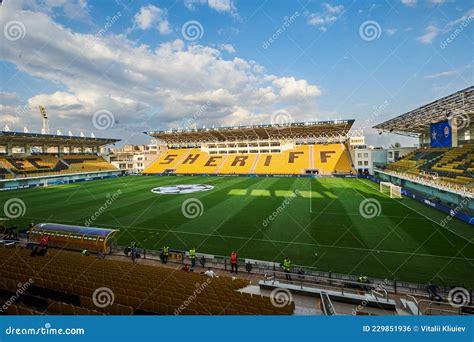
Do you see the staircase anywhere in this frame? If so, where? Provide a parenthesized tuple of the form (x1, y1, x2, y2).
(249, 154, 260, 173)
(214, 155, 229, 174)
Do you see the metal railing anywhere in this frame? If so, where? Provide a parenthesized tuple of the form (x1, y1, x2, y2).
(111, 244, 473, 299)
(375, 169, 473, 197)
(403, 294, 474, 316)
(320, 291, 336, 316)
(262, 270, 391, 302)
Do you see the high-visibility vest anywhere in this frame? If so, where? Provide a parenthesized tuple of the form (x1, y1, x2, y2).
(230, 253, 237, 264)
(163, 246, 169, 255)
(283, 259, 291, 271)
(189, 248, 196, 259)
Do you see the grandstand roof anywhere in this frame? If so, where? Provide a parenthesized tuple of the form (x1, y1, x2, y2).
(0, 131, 120, 146)
(373, 86, 474, 137)
(145, 120, 355, 143)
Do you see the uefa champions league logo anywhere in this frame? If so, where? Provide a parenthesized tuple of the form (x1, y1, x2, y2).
(151, 184, 214, 194)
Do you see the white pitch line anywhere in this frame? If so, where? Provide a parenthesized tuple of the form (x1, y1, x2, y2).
(357, 178, 473, 244)
(103, 223, 474, 262)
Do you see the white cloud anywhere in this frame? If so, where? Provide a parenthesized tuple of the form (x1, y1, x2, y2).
(185, 0, 238, 18)
(403, 0, 447, 6)
(14, 0, 92, 23)
(386, 28, 397, 36)
(417, 25, 439, 44)
(0, 92, 21, 107)
(446, 8, 474, 27)
(60, 0, 90, 22)
(219, 44, 236, 53)
(424, 65, 470, 79)
(307, 14, 337, 26)
(133, 5, 171, 34)
(273, 77, 321, 100)
(322, 3, 344, 14)
(401, 0, 417, 7)
(0, 4, 320, 139)
(424, 70, 458, 79)
(184, 0, 204, 11)
(250, 87, 277, 106)
(306, 3, 343, 30)
(208, 0, 233, 13)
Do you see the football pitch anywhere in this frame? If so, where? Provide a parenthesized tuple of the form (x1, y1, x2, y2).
(2, 176, 474, 287)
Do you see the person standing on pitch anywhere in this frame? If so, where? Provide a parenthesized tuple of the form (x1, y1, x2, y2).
(230, 251, 238, 274)
(189, 247, 196, 268)
(131, 244, 138, 263)
(282, 256, 292, 281)
(162, 245, 170, 264)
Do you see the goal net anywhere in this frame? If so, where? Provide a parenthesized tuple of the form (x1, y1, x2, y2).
(380, 182, 402, 199)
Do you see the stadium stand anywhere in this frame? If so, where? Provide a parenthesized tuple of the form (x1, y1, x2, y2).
(0, 154, 117, 179)
(144, 120, 355, 175)
(144, 144, 353, 175)
(252, 145, 310, 174)
(386, 146, 474, 187)
(0, 131, 120, 179)
(143, 148, 191, 174)
(61, 154, 118, 173)
(0, 247, 295, 315)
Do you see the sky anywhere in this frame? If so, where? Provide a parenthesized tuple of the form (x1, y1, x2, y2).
(0, 0, 472, 147)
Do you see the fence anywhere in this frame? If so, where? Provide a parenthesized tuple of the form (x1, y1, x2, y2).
(112, 245, 473, 302)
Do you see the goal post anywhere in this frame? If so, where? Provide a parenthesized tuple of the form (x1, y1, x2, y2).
(380, 182, 402, 199)
(380, 181, 391, 194)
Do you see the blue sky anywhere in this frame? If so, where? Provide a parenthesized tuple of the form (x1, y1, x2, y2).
(0, 0, 472, 146)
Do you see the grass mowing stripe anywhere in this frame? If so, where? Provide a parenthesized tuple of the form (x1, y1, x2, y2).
(357, 178, 473, 244)
(1, 176, 472, 286)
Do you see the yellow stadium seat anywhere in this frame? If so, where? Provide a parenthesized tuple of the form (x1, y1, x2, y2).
(144, 144, 354, 175)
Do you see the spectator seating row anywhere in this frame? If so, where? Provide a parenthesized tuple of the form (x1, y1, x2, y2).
(144, 144, 353, 175)
(0, 247, 294, 315)
(387, 147, 473, 186)
(0, 154, 117, 179)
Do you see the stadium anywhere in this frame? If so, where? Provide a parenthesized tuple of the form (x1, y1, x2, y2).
(0, 86, 472, 317)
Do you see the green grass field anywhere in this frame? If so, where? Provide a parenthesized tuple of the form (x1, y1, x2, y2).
(2, 176, 474, 287)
